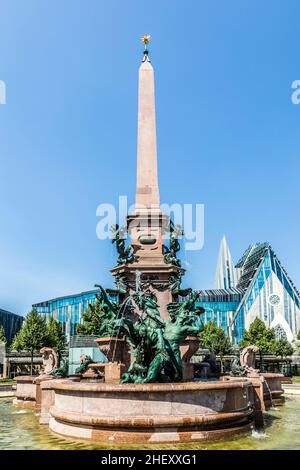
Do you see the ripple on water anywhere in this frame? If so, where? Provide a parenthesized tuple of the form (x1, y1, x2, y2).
(12, 409, 30, 415)
(1, 396, 300, 450)
(251, 430, 268, 440)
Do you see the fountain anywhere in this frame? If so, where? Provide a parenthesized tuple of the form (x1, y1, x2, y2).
(35, 281, 255, 442)
(14, 37, 284, 444)
(223, 345, 284, 426)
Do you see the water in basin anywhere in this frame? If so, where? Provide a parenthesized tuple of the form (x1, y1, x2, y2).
(1, 396, 300, 450)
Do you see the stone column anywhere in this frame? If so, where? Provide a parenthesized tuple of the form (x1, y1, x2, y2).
(135, 55, 160, 211)
(112, 48, 183, 321)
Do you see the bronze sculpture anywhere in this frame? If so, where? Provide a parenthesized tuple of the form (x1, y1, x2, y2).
(92, 285, 204, 383)
(163, 221, 184, 267)
(229, 356, 247, 377)
(94, 284, 120, 337)
(50, 359, 69, 378)
(75, 355, 94, 375)
(111, 224, 137, 265)
(78, 217, 206, 384)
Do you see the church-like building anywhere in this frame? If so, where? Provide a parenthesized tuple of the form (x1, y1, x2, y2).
(207, 237, 300, 344)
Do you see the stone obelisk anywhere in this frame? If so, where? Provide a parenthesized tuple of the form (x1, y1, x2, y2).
(127, 36, 166, 265)
(135, 43, 160, 211)
(112, 36, 182, 319)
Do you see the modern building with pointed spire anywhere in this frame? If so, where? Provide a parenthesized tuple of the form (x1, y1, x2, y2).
(231, 242, 300, 344)
(215, 236, 241, 289)
(196, 238, 300, 344)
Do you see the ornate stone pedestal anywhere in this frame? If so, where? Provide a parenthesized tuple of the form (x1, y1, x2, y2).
(81, 362, 128, 384)
(34, 375, 55, 413)
(14, 375, 37, 408)
(104, 362, 128, 383)
(89, 337, 131, 383)
(262, 372, 285, 407)
(180, 336, 200, 381)
(81, 364, 104, 381)
(95, 337, 130, 366)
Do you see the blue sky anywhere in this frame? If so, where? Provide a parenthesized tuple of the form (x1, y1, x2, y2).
(1, 0, 300, 315)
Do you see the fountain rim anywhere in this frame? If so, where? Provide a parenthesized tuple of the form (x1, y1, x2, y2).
(49, 406, 253, 428)
(41, 378, 253, 393)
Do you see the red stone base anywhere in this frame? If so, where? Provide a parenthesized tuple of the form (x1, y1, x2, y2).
(262, 373, 285, 408)
(46, 379, 254, 443)
(13, 397, 36, 408)
(49, 413, 252, 444)
(14, 375, 37, 408)
(221, 372, 285, 428)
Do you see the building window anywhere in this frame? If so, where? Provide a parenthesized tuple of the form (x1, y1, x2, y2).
(274, 325, 287, 341)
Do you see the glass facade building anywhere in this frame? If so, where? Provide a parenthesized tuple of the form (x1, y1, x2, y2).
(35, 291, 97, 333)
(0, 308, 24, 345)
(33, 290, 114, 339)
(231, 243, 300, 344)
(195, 288, 242, 337)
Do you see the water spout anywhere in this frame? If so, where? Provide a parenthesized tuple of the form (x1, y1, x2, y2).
(263, 377, 274, 408)
(111, 296, 132, 363)
(135, 270, 142, 293)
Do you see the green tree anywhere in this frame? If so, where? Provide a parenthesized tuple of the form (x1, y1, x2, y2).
(272, 339, 294, 360)
(11, 309, 48, 375)
(199, 321, 232, 373)
(46, 317, 67, 354)
(297, 330, 300, 341)
(76, 299, 103, 335)
(0, 324, 6, 344)
(240, 317, 276, 369)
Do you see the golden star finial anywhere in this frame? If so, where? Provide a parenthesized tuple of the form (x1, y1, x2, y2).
(141, 34, 151, 45)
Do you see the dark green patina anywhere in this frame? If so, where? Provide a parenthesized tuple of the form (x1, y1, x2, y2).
(111, 224, 137, 265)
(94, 220, 205, 383)
(163, 221, 184, 267)
(94, 286, 204, 383)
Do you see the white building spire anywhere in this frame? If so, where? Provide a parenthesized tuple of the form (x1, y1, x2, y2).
(215, 236, 241, 289)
